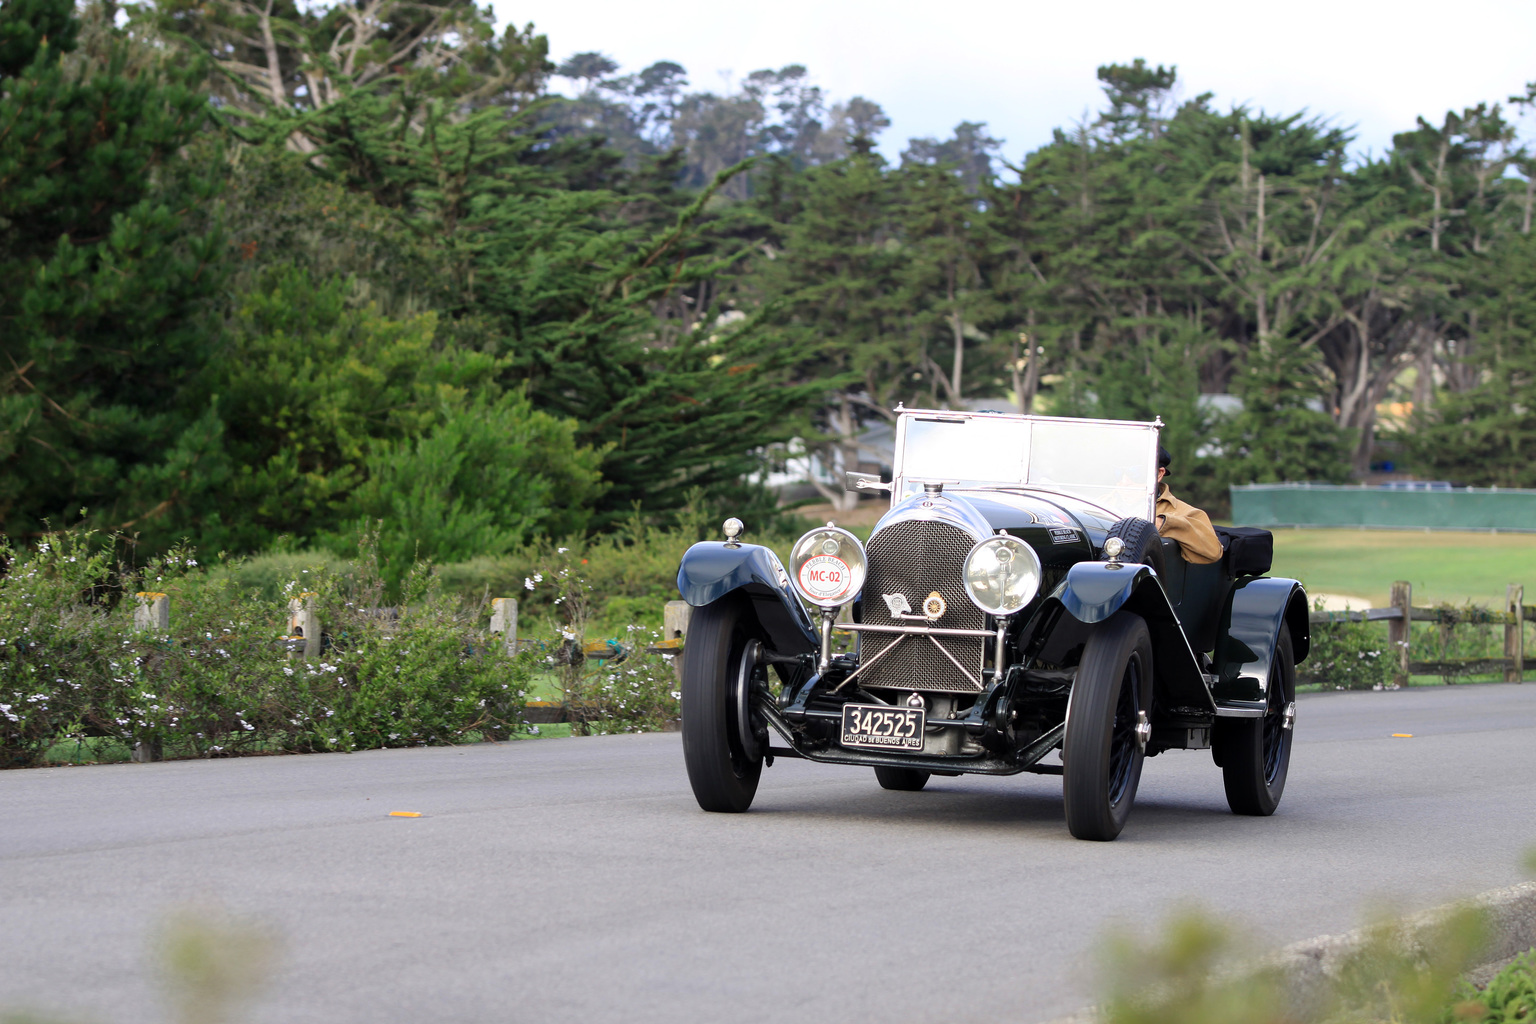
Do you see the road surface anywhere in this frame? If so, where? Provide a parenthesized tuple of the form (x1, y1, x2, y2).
(3, 683, 1535, 1023)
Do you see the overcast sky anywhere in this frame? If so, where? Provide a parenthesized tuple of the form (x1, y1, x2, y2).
(498, 0, 1536, 167)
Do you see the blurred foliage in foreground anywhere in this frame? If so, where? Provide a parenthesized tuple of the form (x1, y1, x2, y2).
(4, 893, 1532, 1022)
(1100, 901, 1533, 1024)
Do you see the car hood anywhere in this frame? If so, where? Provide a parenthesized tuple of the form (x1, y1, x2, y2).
(871, 488, 1115, 559)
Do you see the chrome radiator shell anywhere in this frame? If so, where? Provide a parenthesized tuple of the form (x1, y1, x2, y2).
(858, 517, 988, 693)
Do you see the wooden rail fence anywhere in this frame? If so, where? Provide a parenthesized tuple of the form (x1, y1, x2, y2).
(1308, 582, 1526, 687)
(121, 579, 1528, 748)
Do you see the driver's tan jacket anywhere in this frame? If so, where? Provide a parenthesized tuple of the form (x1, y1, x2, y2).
(1155, 484, 1223, 565)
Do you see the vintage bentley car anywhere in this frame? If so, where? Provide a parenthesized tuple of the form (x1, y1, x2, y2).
(676, 409, 1309, 840)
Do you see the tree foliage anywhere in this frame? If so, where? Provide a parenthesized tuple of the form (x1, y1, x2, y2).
(6, 0, 1536, 567)
(0, 0, 226, 538)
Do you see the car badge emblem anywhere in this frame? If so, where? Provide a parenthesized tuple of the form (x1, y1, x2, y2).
(923, 591, 947, 619)
(882, 593, 912, 617)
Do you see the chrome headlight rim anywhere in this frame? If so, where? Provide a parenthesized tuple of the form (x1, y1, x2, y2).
(788, 525, 867, 609)
(962, 534, 1042, 617)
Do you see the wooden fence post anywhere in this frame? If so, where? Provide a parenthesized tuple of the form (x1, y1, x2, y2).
(490, 597, 518, 654)
(1506, 584, 1525, 683)
(663, 600, 692, 640)
(287, 593, 321, 661)
(1388, 580, 1412, 689)
(132, 592, 169, 632)
(663, 600, 691, 683)
(130, 593, 169, 762)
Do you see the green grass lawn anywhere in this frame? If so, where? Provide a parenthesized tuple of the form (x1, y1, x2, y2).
(1270, 528, 1536, 608)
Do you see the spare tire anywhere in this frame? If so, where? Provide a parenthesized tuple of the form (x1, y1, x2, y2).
(1107, 517, 1165, 576)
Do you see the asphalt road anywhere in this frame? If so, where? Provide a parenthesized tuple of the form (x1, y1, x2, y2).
(3, 683, 1535, 1024)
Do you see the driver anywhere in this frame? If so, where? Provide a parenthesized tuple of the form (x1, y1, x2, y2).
(1155, 446, 1222, 564)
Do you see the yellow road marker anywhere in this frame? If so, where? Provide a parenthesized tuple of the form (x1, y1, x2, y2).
(1391, 733, 1413, 738)
(388, 811, 422, 817)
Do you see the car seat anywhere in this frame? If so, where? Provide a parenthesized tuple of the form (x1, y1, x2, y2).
(1159, 538, 1232, 654)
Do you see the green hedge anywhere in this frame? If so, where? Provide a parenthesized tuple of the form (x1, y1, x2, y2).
(0, 532, 532, 768)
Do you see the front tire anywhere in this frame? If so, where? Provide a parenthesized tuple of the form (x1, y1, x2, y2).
(1215, 626, 1295, 816)
(1063, 611, 1153, 841)
(681, 599, 763, 812)
(874, 766, 930, 791)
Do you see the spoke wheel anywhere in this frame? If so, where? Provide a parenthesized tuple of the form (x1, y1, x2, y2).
(874, 766, 930, 791)
(681, 599, 764, 812)
(1215, 626, 1295, 816)
(1063, 610, 1152, 841)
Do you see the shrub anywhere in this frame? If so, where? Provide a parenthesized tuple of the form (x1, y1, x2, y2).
(436, 503, 804, 638)
(202, 550, 350, 603)
(1298, 602, 1395, 691)
(511, 545, 682, 735)
(1099, 903, 1493, 1024)
(563, 636, 682, 735)
(1448, 948, 1536, 1023)
(1414, 604, 1509, 685)
(0, 530, 531, 768)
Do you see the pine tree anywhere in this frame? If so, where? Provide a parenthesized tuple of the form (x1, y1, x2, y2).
(0, 0, 228, 541)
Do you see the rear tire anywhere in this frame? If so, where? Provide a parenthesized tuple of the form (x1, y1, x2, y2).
(874, 766, 930, 791)
(681, 599, 763, 812)
(1108, 517, 1165, 577)
(1215, 626, 1295, 816)
(1063, 611, 1153, 841)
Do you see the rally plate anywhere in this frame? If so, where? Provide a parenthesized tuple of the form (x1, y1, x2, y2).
(839, 703, 925, 752)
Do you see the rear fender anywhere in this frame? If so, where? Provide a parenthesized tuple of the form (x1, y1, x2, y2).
(1054, 561, 1214, 713)
(677, 542, 818, 656)
(1213, 577, 1310, 705)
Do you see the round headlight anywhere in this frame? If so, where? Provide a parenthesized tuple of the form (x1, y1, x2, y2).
(788, 525, 866, 609)
(963, 534, 1042, 617)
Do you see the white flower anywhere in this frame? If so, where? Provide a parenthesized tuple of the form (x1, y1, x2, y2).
(560, 629, 576, 641)
(524, 578, 536, 591)
(557, 547, 569, 554)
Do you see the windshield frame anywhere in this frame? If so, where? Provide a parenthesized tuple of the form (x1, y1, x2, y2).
(890, 408, 1162, 522)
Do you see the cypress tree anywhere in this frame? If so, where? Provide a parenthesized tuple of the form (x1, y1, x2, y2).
(0, 0, 227, 542)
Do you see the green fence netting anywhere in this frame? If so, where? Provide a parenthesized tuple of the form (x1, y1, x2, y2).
(1231, 484, 1536, 532)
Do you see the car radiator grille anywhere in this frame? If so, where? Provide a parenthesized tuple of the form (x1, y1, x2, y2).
(858, 520, 986, 693)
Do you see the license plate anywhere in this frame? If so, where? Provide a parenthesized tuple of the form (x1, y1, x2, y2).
(840, 703, 925, 752)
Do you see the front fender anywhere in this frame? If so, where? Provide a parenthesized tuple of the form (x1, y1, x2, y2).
(1054, 561, 1214, 713)
(1057, 560, 1154, 624)
(677, 542, 818, 656)
(1214, 577, 1309, 705)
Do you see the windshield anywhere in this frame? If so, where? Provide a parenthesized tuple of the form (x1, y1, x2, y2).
(894, 411, 1159, 521)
